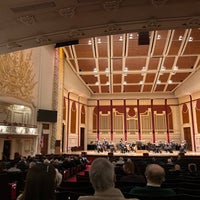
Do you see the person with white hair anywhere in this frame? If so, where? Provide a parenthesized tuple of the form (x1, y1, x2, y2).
(78, 157, 138, 200)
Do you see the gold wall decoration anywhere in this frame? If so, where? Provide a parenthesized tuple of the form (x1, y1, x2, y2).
(0, 51, 37, 103)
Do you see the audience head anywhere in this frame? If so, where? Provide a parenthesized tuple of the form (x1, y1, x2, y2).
(174, 164, 181, 171)
(29, 161, 36, 168)
(145, 164, 165, 186)
(89, 157, 115, 192)
(188, 163, 197, 173)
(123, 161, 135, 175)
(20, 163, 56, 200)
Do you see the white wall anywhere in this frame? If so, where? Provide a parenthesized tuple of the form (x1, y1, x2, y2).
(64, 61, 91, 98)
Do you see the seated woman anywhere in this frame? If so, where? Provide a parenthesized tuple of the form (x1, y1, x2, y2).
(17, 163, 57, 200)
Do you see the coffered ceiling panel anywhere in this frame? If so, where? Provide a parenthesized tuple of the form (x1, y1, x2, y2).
(64, 28, 200, 95)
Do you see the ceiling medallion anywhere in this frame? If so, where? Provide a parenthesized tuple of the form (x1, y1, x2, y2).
(104, 23, 122, 33)
(17, 15, 36, 25)
(35, 37, 51, 44)
(68, 29, 85, 38)
(151, 0, 168, 7)
(142, 18, 160, 29)
(103, 0, 122, 11)
(58, 7, 76, 18)
(7, 42, 22, 49)
(185, 17, 200, 27)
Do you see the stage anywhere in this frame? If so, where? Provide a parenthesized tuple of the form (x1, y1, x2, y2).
(65, 150, 200, 158)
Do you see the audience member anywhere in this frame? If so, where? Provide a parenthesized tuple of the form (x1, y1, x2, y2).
(187, 163, 199, 176)
(129, 164, 176, 197)
(0, 161, 8, 173)
(78, 157, 138, 200)
(7, 162, 21, 172)
(119, 160, 146, 184)
(44, 158, 63, 187)
(17, 163, 56, 200)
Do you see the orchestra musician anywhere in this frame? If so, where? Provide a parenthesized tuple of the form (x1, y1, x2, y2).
(179, 140, 188, 153)
(163, 141, 173, 153)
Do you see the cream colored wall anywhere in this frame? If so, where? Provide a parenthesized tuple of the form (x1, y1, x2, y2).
(64, 60, 91, 98)
(175, 68, 200, 98)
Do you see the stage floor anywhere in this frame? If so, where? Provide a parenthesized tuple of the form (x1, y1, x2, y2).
(65, 150, 200, 157)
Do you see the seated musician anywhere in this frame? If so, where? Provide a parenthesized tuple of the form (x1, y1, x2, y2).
(179, 140, 188, 153)
(96, 141, 103, 153)
(153, 141, 162, 153)
(163, 141, 173, 153)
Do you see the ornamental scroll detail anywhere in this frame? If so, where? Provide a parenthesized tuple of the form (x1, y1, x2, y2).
(0, 51, 37, 103)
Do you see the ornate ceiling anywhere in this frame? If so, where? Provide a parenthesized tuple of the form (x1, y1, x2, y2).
(1, 0, 200, 96)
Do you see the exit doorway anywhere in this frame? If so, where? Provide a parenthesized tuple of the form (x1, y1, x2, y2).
(3, 140, 11, 160)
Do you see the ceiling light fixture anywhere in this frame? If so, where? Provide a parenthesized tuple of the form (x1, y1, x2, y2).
(123, 67, 128, 72)
(88, 39, 92, 45)
(189, 36, 193, 42)
(141, 66, 147, 76)
(173, 66, 178, 71)
(95, 82, 99, 85)
(129, 33, 133, 39)
(119, 36, 123, 41)
(168, 80, 173, 84)
(97, 38, 102, 43)
(139, 81, 143, 85)
(123, 81, 127, 85)
(178, 35, 183, 41)
(157, 34, 161, 40)
(161, 66, 166, 71)
(157, 80, 161, 84)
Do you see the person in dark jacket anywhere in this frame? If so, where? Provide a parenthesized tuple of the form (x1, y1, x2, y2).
(129, 164, 176, 197)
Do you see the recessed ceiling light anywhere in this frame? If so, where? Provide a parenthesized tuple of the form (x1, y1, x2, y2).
(161, 66, 166, 71)
(124, 67, 128, 72)
(157, 34, 161, 40)
(97, 38, 102, 43)
(189, 36, 193, 42)
(129, 33, 133, 39)
(157, 80, 161, 84)
(88, 39, 92, 45)
(139, 81, 143, 85)
(178, 35, 183, 41)
(168, 80, 173, 84)
(105, 68, 109, 73)
(119, 36, 123, 41)
(173, 66, 178, 71)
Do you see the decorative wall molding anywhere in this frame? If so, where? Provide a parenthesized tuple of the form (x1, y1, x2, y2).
(17, 15, 36, 25)
(58, 7, 76, 18)
(151, 0, 168, 7)
(103, 0, 122, 11)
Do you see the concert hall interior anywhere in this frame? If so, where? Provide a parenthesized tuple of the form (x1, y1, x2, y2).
(0, 0, 200, 160)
